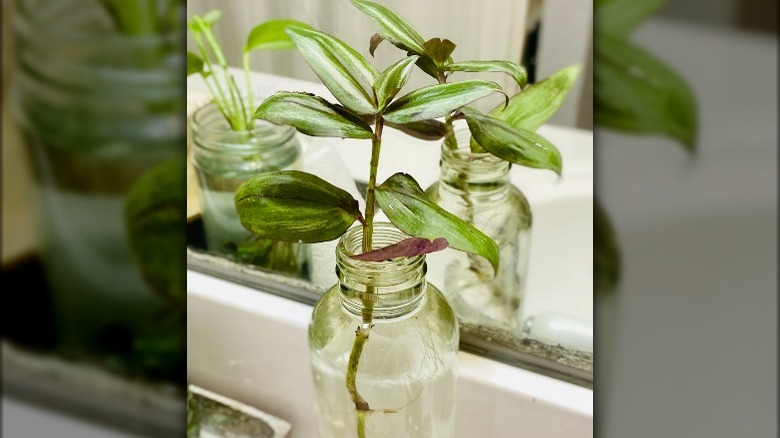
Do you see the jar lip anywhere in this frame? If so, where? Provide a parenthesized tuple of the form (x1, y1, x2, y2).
(337, 223, 426, 268)
(191, 101, 296, 148)
(443, 128, 506, 164)
(15, 0, 180, 48)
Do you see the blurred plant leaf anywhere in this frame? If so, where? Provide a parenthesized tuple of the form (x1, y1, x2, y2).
(244, 19, 312, 52)
(383, 80, 503, 124)
(352, 237, 448, 261)
(99, 0, 158, 35)
(285, 26, 379, 115)
(374, 55, 419, 110)
(236, 170, 363, 243)
(595, 199, 621, 295)
(385, 119, 448, 140)
(423, 38, 456, 67)
(375, 173, 499, 272)
(349, 0, 427, 55)
(595, 0, 669, 37)
(202, 10, 221, 26)
(255, 92, 374, 139)
(488, 64, 581, 130)
(446, 60, 528, 89)
(186, 51, 204, 76)
(125, 157, 186, 302)
(594, 33, 697, 150)
(462, 107, 562, 175)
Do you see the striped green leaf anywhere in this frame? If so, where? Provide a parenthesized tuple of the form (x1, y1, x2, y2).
(244, 19, 312, 52)
(462, 107, 562, 175)
(236, 170, 363, 243)
(349, 0, 426, 55)
(385, 119, 448, 140)
(254, 92, 373, 139)
(445, 60, 528, 89)
(286, 26, 379, 115)
(488, 64, 581, 131)
(374, 55, 419, 110)
(376, 173, 499, 272)
(383, 80, 502, 124)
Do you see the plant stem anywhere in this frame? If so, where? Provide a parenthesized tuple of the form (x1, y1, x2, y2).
(362, 119, 383, 252)
(438, 72, 458, 150)
(346, 118, 384, 438)
(243, 51, 254, 129)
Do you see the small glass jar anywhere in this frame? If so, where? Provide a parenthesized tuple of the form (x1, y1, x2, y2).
(10, 0, 184, 377)
(190, 102, 309, 277)
(309, 223, 458, 438)
(425, 129, 532, 329)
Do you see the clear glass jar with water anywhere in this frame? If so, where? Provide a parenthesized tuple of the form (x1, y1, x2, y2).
(190, 101, 310, 277)
(425, 129, 532, 330)
(10, 0, 184, 378)
(309, 223, 458, 438)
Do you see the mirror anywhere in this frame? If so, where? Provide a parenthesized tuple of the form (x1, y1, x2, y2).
(186, 89, 593, 388)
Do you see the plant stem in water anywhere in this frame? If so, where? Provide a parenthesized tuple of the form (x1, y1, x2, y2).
(346, 118, 384, 438)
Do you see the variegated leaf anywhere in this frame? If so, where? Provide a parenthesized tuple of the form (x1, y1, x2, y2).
(255, 92, 373, 139)
(286, 26, 379, 115)
(383, 80, 502, 124)
(349, 0, 426, 55)
(374, 55, 419, 110)
(445, 60, 528, 89)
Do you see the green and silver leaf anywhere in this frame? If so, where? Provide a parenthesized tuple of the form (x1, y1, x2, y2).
(385, 119, 448, 141)
(236, 170, 363, 243)
(349, 0, 427, 55)
(245, 19, 312, 52)
(375, 173, 499, 272)
(594, 33, 697, 150)
(383, 80, 503, 124)
(462, 107, 562, 175)
(374, 55, 419, 110)
(286, 26, 379, 115)
(488, 64, 581, 131)
(254, 92, 373, 139)
(445, 60, 528, 89)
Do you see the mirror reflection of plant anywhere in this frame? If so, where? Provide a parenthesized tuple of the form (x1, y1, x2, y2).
(187, 12, 313, 271)
(594, 0, 699, 294)
(187, 11, 312, 131)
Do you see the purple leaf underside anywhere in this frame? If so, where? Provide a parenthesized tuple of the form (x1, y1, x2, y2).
(351, 237, 449, 262)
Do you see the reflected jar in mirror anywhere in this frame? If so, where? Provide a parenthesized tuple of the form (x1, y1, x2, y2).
(190, 102, 310, 278)
(425, 129, 532, 330)
(309, 223, 458, 438)
(10, 0, 185, 378)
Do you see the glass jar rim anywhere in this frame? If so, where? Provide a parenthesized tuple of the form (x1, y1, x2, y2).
(191, 101, 297, 151)
(336, 223, 426, 276)
(14, 0, 180, 48)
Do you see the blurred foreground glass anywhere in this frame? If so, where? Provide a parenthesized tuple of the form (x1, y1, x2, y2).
(9, 0, 185, 380)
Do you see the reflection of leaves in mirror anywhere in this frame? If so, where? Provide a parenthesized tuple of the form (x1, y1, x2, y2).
(226, 236, 305, 276)
(594, 0, 699, 294)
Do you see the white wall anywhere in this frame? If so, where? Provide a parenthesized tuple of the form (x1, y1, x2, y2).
(187, 0, 592, 127)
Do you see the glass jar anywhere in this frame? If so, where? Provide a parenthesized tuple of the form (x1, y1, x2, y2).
(309, 223, 458, 438)
(425, 129, 532, 330)
(190, 101, 309, 277)
(10, 0, 184, 378)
